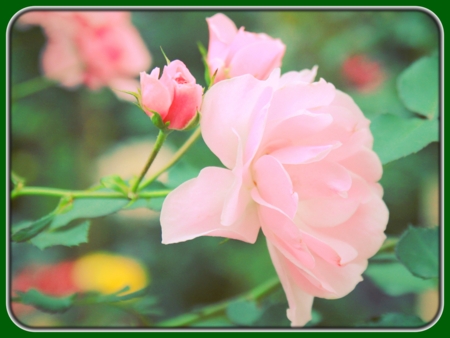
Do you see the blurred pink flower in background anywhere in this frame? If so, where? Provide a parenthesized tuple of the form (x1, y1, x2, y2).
(206, 13, 286, 83)
(140, 60, 203, 130)
(341, 54, 386, 93)
(12, 262, 79, 298)
(11, 261, 79, 317)
(160, 68, 388, 326)
(18, 11, 151, 95)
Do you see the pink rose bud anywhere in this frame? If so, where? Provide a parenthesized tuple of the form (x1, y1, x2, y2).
(139, 60, 203, 130)
(206, 13, 286, 83)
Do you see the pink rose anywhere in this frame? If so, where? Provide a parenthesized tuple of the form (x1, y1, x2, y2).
(206, 13, 286, 83)
(160, 68, 388, 326)
(139, 60, 203, 130)
(17, 11, 151, 93)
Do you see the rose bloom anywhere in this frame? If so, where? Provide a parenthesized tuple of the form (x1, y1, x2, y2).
(160, 68, 388, 326)
(140, 60, 203, 130)
(206, 13, 286, 83)
(17, 11, 151, 93)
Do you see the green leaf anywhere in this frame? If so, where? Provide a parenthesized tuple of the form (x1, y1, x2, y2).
(14, 289, 75, 313)
(123, 198, 150, 210)
(78, 286, 149, 305)
(305, 309, 322, 327)
(351, 78, 413, 120)
(209, 69, 218, 90)
(50, 191, 129, 229)
(197, 41, 211, 88)
(114, 89, 141, 105)
(100, 175, 129, 196)
(226, 300, 264, 325)
(11, 213, 54, 242)
(124, 186, 165, 211)
(124, 197, 164, 211)
(396, 226, 439, 279)
(160, 46, 171, 65)
(132, 296, 162, 316)
(365, 260, 436, 296)
(181, 111, 200, 131)
(361, 313, 425, 327)
(29, 221, 91, 250)
(253, 303, 291, 327)
(398, 55, 439, 119)
(150, 110, 168, 130)
(11, 171, 25, 186)
(11, 220, 34, 233)
(56, 195, 75, 213)
(123, 180, 167, 211)
(370, 113, 438, 164)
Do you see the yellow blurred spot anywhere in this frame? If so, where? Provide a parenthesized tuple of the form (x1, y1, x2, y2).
(416, 288, 440, 323)
(72, 252, 149, 294)
(20, 313, 61, 328)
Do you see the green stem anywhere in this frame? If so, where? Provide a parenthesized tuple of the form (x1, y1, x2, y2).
(139, 126, 202, 191)
(12, 76, 55, 101)
(11, 186, 171, 200)
(378, 237, 399, 253)
(131, 130, 169, 193)
(156, 276, 281, 327)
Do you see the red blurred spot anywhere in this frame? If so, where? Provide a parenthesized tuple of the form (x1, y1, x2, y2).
(342, 54, 386, 93)
(11, 262, 80, 308)
(11, 262, 80, 316)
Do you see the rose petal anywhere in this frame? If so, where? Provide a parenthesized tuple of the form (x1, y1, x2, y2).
(165, 82, 202, 130)
(297, 173, 371, 227)
(267, 241, 315, 327)
(160, 167, 259, 244)
(270, 143, 340, 165)
(228, 39, 286, 80)
(160, 60, 196, 88)
(139, 72, 172, 118)
(243, 88, 273, 165)
(42, 33, 84, 87)
(286, 161, 353, 200)
(299, 228, 358, 266)
(339, 147, 383, 182)
(309, 193, 388, 260)
(268, 79, 336, 122)
(113, 23, 151, 76)
(258, 205, 315, 270)
(284, 252, 367, 299)
(260, 111, 334, 160)
(278, 66, 318, 88)
(206, 13, 238, 62)
(221, 131, 252, 226)
(201, 75, 273, 168)
(253, 155, 298, 219)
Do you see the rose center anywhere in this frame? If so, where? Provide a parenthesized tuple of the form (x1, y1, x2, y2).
(174, 72, 188, 84)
